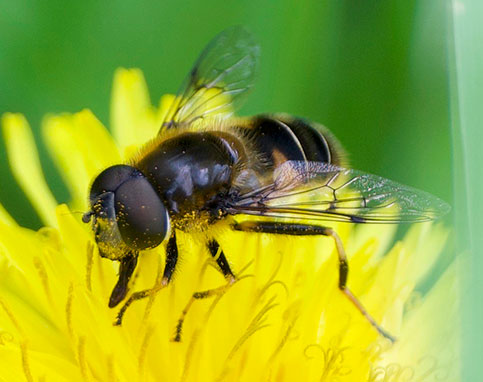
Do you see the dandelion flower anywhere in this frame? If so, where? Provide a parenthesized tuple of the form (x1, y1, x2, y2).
(0, 69, 460, 381)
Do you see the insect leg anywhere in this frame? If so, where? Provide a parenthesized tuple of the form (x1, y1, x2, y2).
(173, 239, 236, 342)
(207, 239, 235, 279)
(233, 221, 396, 342)
(109, 251, 139, 308)
(114, 231, 179, 326)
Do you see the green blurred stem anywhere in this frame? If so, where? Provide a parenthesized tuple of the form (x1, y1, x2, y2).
(449, 0, 483, 380)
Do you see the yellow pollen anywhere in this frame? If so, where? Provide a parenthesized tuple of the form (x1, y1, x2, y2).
(0, 299, 24, 337)
(33, 256, 52, 305)
(180, 328, 201, 382)
(0, 68, 459, 381)
(77, 336, 89, 381)
(0, 330, 13, 345)
(367, 363, 417, 381)
(138, 324, 155, 377)
(267, 320, 296, 365)
(85, 241, 94, 292)
(219, 296, 278, 377)
(320, 347, 351, 380)
(20, 340, 34, 382)
(106, 354, 117, 382)
(65, 283, 74, 339)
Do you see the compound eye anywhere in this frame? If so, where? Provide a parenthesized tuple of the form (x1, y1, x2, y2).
(89, 165, 138, 204)
(114, 177, 169, 250)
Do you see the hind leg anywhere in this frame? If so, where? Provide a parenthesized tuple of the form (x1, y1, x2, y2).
(233, 221, 396, 342)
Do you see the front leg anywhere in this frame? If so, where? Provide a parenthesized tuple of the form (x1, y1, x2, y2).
(233, 221, 395, 342)
(109, 251, 139, 308)
(114, 231, 179, 326)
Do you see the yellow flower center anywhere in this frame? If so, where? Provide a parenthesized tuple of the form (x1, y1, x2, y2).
(0, 68, 460, 381)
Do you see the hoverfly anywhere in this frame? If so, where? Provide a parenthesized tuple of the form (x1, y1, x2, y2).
(82, 26, 449, 342)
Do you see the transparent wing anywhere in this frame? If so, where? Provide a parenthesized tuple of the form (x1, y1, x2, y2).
(160, 26, 259, 132)
(229, 161, 450, 223)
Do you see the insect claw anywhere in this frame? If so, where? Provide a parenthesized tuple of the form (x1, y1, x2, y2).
(82, 211, 93, 223)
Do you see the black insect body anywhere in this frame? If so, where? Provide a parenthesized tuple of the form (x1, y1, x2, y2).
(83, 27, 449, 342)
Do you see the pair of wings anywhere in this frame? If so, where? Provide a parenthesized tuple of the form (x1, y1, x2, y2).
(157, 26, 450, 224)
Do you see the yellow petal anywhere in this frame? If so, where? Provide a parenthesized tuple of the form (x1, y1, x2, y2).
(0, 68, 459, 381)
(380, 262, 460, 379)
(1, 113, 57, 226)
(158, 94, 177, 122)
(0, 202, 16, 227)
(43, 110, 121, 210)
(110, 68, 160, 152)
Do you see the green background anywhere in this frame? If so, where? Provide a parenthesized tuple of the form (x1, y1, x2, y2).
(2, 1, 480, 380)
(0, 0, 451, 228)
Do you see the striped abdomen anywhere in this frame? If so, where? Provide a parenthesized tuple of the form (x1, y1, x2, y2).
(242, 114, 346, 169)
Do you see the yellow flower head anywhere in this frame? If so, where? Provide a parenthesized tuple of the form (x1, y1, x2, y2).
(0, 69, 459, 381)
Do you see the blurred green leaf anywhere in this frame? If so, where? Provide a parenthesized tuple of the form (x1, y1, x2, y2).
(0, 0, 451, 228)
(449, 0, 483, 380)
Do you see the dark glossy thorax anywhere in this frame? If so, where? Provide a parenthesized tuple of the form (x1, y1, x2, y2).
(136, 132, 238, 216)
